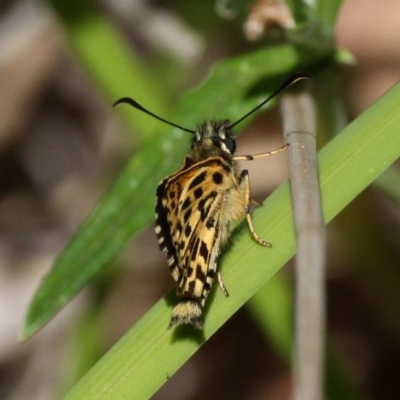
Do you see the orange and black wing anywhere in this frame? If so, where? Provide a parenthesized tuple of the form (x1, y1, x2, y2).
(156, 156, 232, 304)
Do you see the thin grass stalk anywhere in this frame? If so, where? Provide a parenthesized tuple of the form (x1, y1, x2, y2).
(281, 91, 325, 400)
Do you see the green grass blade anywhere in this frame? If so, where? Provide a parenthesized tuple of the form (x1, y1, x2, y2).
(22, 43, 320, 339)
(62, 81, 400, 399)
(374, 166, 400, 203)
(48, 0, 167, 139)
(248, 273, 293, 361)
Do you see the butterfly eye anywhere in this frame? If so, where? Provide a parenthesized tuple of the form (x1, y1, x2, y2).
(224, 137, 236, 154)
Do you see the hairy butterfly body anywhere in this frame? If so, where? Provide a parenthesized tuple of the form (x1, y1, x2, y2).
(114, 73, 310, 329)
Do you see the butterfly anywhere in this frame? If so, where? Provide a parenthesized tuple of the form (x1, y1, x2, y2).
(114, 73, 309, 329)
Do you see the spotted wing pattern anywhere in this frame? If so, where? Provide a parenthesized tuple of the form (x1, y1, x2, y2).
(155, 156, 233, 306)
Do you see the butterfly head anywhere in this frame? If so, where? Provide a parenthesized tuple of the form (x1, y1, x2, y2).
(191, 120, 236, 161)
(113, 74, 311, 163)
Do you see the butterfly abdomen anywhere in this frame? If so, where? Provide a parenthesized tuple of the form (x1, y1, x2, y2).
(169, 298, 203, 329)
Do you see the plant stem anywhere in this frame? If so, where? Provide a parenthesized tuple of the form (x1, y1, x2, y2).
(281, 91, 326, 400)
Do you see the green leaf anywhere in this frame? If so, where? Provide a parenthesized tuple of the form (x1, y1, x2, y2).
(61, 80, 400, 399)
(374, 165, 400, 204)
(248, 272, 293, 361)
(48, 0, 167, 140)
(290, 0, 343, 30)
(22, 43, 320, 339)
(288, 0, 344, 52)
(315, 0, 344, 32)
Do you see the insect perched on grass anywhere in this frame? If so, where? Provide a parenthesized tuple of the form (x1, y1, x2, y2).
(114, 73, 309, 329)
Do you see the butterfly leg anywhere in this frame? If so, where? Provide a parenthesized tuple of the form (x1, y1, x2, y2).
(217, 272, 229, 297)
(239, 170, 272, 247)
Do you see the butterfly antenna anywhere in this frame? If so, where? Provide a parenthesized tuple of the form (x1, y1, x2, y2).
(228, 72, 312, 130)
(113, 97, 196, 134)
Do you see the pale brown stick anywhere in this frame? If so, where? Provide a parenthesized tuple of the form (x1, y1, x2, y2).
(281, 92, 326, 400)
